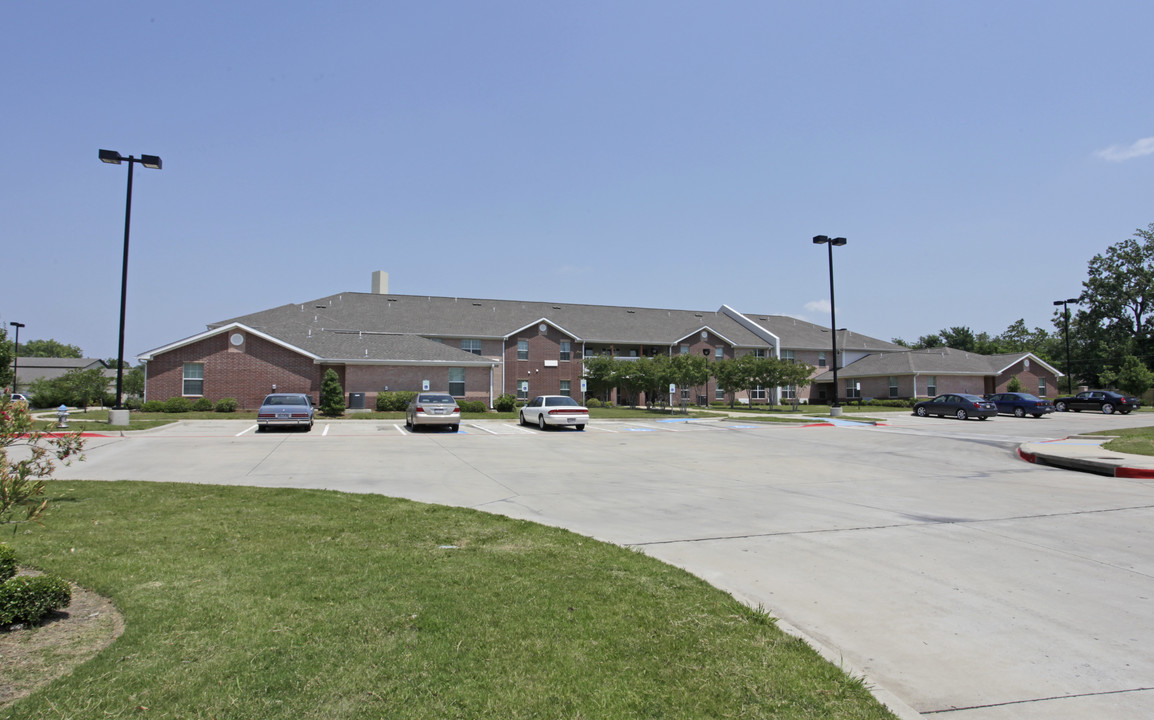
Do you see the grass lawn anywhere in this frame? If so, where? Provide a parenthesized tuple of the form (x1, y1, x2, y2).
(1091, 426, 1154, 456)
(2, 482, 897, 719)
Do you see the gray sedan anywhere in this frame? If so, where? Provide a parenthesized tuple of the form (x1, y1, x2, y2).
(256, 393, 314, 431)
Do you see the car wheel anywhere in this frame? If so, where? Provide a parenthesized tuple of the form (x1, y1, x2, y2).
(915, 406, 928, 417)
(519, 412, 526, 426)
(575, 424, 585, 431)
(979, 416, 988, 420)
(1122, 409, 1132, 415)
(405, 416, 412, 429)
(1055, 401, 1067, 412)
(256, 424, 265, 433)
(956, 409, 968, 420)
(1013, 407, 1025, 418)
(450, 424, 459, 432)
(538, 415, 547, 430)
(1102, 403, 1114, 415)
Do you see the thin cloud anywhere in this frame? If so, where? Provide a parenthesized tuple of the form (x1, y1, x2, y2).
(1094, 137, 1154, 162)
(804, 299, 831, 314)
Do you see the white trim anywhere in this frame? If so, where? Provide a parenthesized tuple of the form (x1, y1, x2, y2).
(994, 352, 1063, 377)
(503, 317, 582, 341)
(139, 322, 320, 362)
(671, 325, 741, 347)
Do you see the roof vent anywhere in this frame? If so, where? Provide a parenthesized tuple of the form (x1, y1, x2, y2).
(473, 302, 482, 307)
(627, 310, 635, 314)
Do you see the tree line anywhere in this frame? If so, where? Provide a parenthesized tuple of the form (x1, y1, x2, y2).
(891, 223, 1154, 397)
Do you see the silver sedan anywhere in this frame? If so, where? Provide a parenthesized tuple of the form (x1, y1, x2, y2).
(405, 393, 461, 432)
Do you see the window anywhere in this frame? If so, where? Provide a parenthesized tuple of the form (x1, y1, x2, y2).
(680, 344, 689, 355)
(782, 350, 794, 363)
(753, 348, 767, 358)
(461, 339, 481, 355)
(1038, 377, 1047, 397)
(926, 376, 937, 396)
(517, 340, 528, 360)
(782, 385, 796, 400)
(715, 345, 723, 359)
(560, 341, 571, 361)
(716, 385, 725, 400)
(183, 363, 204, 396)
(560, 380, 571, 397)
(889, 376, 899, 398)
(751, 386, 767, 400)
(449, 368, 465, 396)
(585, 347, 594, 357)
(844, 379, 861, 399)
(818, 352, 827, 367)
(681, 387, 690, 400)
(517, 380, 529, 399)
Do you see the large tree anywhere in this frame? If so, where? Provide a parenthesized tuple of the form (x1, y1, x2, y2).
(0, 327, 13, 391)
(1070, 223, 1154, 382)
(18, 339, 83, 358)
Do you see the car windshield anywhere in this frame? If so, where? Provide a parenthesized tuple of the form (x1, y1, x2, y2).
(544, 397, 580, 406)
(1016, 394, 1042, 401)
(957, 394, 985, 402)
(420, 395, 455, 404)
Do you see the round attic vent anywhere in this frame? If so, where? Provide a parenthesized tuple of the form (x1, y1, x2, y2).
(230, 333, 244, 347)
(539, 324, 547, 333)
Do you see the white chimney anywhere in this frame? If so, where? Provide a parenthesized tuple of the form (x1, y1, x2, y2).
(372, 271, 389, 294)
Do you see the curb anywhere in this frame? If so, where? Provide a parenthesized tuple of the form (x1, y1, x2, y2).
(1017, 438, 1154, 479)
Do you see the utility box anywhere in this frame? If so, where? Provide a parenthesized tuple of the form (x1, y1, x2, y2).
(348, 392, 366, 409)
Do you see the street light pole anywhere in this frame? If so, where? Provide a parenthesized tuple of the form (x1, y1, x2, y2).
(9, 322, 24, 395)
(99, 150, 162, 414)
(1053, 298, 1079, 394)
(813, 235, 847, 416)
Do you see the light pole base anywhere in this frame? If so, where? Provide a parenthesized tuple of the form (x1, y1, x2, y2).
(109, 409, 131, 426)
(829, 406, 844, 418)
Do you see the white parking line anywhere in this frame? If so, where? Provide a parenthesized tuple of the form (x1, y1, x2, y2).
(395, 424, 408, 434)
(236, 425, 257, 436)
(468, 423, 500, 435)
(322, 424, 330, 436)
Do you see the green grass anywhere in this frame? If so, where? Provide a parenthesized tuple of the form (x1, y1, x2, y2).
(1091, 426, 1154, 456)
(4, 482, 896, 719)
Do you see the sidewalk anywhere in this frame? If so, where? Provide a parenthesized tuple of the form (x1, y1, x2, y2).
(1018, 436, 1154, 479)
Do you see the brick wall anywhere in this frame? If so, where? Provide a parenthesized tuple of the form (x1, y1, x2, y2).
(146, 331, 321, 410)
(505, 326, 583, 398)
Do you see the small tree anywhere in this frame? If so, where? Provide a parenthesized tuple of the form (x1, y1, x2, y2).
(1006, 376, 1023, 393)
(1100, 355, 1154, 398)
(1, 399, 85, 531)
(319, 369, 346, 417)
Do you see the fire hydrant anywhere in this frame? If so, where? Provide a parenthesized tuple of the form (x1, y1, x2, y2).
(57, 405, 69, 429)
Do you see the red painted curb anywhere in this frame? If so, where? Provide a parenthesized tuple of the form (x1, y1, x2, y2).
(1115, 467, 1154, 479)
(1017, 448, 1037, 463)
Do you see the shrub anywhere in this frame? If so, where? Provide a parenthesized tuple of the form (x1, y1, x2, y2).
(163, 397, 193, 413)
(585, 398, 602, 408)
(214, 398, 238, 413)
(376, 391, 417, 412)
(124, 396, 143, 410)
(493, 394, 518, 412)
(0, 574, 72, 626)
(141, 400, 165, 413)
(458, 400, 486, 413)
(319, 369, 346, 417)
(0, 544, 15, 582)
(192, 397, 214, 412)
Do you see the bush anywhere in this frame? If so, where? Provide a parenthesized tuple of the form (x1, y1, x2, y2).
(214, 398, 238, 413)
(376, 391, 417, 412)
(0, 544, 15, 582)
(458, 400, 486, 413)
(859, 398, 916, 408)
(141, 400, 165, 413)
(192, 397, 214, 412)
(163, 397, 193, 413)
(493, 393, 518, 412)
(124, 396, 143, 410)
(0, 574, 72, 626)
(585, 398, 602, 408)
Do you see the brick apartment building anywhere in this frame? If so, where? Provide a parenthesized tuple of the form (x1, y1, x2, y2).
(139, 272, 1055, 409)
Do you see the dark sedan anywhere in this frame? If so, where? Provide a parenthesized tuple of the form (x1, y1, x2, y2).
(1053, 390, 1140, 415)
(913, 393, 998, 420)
(986, 392, 1055, 418)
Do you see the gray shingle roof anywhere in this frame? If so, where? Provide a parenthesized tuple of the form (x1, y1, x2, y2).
(814, 347, 1058, 381)
(208, 292, 899, 356)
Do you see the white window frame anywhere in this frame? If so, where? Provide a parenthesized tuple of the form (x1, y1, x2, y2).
(517, 340, 529, 361)
(889, 376, 899, 398)
(715, 345, 724, 359)
(182, 363, 204, 397)
(517, 380, 529, 399)
(560, 380, 571, 397)
(1037, 377, 1047, 397)
(844, 378, 861, 399)
(461, 339, 482, 355)
(448, 367, 465, 396)
(926, 376, 937, 396)
(560, 341, 571, 361)
(818, 351, 826, 367)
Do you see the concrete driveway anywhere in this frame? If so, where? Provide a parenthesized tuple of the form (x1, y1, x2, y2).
(55, 411, 1154, 719)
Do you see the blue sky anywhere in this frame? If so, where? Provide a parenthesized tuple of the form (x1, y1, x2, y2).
(3, 1, 1152, 360)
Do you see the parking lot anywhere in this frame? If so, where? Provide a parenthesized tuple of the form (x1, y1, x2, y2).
(54, 411, 1154, 719)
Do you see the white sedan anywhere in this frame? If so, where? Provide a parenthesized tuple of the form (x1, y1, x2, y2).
(519, 395, 589, 431)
